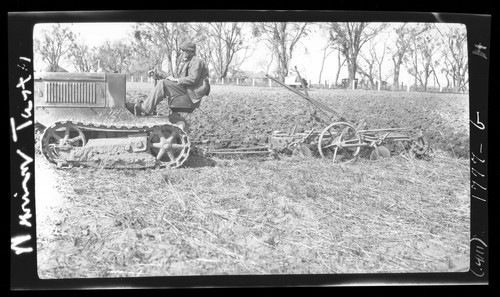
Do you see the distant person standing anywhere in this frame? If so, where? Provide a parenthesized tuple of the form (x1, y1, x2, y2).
(136, 41, 210, 115)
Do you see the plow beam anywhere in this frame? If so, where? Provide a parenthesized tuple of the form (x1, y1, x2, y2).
(265, 74, 339, 118)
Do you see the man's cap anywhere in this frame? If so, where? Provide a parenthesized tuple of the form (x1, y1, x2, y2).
(180, 41, 196, 52)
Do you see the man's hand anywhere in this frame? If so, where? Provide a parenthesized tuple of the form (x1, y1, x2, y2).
(167, 75, 179, 83)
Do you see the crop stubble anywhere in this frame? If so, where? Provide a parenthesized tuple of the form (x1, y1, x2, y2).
(36, 84, 470, 278)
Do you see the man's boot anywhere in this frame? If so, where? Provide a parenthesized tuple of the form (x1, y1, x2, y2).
(125, 102, 136, 114)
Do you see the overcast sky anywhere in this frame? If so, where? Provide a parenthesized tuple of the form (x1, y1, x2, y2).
(33, 22, 466, 87)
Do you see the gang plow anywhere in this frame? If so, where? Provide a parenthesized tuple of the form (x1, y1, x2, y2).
(261, 69, 429, 163)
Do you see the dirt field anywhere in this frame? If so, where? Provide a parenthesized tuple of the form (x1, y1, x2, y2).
(126, 83, 469, 158)
(36, 84, 470, 278)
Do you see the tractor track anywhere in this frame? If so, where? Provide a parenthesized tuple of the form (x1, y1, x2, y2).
(40, 117, 191, 170)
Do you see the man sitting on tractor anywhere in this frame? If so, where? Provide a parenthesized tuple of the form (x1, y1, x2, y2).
(135, 41, 210, 116)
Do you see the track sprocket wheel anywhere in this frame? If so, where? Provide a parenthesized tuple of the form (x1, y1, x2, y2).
(40, 121, 86, 165)
(147, 125, 190, 168)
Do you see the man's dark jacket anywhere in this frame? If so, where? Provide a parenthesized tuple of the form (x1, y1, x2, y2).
(177, 56, 210, 100)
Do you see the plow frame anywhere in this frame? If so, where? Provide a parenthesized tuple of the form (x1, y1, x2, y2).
(265, 71, 428, 162)
(204, 70, 428, 162)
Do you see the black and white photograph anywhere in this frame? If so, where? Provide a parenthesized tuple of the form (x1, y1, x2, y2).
(10, 10, 490, 288)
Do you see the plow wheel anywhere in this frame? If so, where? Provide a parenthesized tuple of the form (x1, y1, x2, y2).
(370, 146, 391, 160)
(318, 122, 362, 163)
(147, 125, 190, 169)
(41, 121, 86, 166)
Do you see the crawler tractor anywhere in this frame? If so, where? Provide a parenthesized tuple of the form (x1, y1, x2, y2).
(35, 72, 201, 169)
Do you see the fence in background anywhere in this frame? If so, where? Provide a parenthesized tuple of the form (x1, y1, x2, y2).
(126, 75, 468, 94)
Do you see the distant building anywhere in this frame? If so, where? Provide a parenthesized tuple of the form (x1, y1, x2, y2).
(230, 70, 250, 80)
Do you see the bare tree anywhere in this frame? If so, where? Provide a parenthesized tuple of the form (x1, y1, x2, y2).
(228, 46, 254, 78)
(95, 40, 134, 73)
(388, 23, 431, 89)
(131, 24, 166, 74)
(404, 28, 442, 91)
(193, 22, 249, 79)
(256, 54, 274, 75)
(317, 40, 336, 85)
(329, 22, 386, 88)
(438, 24, 468, 92)
(34, 24, 75, 71)
(334, 50, 346, 87)
(132, 23, 191, 76)
(67, 36, 98, 72)
(375, 37, 390, 88)
(254, 40, 277, 76)
(357, 48, 377, 88)
(357, 36, 391, 89)
(252, 22, 309, 81)
(429, 60, 442, 90)
(316, 24, 336, 85)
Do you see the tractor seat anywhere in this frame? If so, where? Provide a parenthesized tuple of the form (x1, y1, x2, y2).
(169, 93, 206, 113)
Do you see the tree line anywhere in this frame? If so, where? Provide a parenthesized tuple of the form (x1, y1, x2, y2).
(34, 22, 468, 92)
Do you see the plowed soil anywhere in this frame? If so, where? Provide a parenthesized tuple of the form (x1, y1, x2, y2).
(128, 83, 469, 158)
(36, 83, 471, 280)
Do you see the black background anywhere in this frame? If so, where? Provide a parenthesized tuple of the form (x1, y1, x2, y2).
(7, 3, 496, 292)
